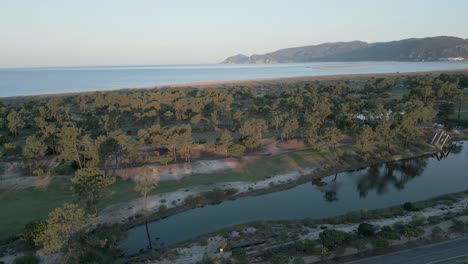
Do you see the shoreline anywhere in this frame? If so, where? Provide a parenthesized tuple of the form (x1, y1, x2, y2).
(2, 67, 468, 100)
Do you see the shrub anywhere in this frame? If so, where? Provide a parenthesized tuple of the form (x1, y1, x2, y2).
(201, 254, 223, 264)
(271, 253, 289, 264)
(184, 194, 204, 207)
(158, 204, 167, 213)
(294, 239, 316, 254)
(314, 245, 330, 257)
(431, 226, 444, 240)
(21, 220, 47, 245)
(319, 229, 349, 249)
(293, 257, 305, 264)
(377, 226, 400, 240)
(13, 255, 39, 264)
(372, 237, 389, 248)
(402, 202, 419, 211)
(398, 226, 424, 238)
(230, 248, 248, 263)
(410, 214, 426, 226)
(228, 144, 246, 156)
(357, 223, 375, 236)
(199, 237, 209, 246)
(204, 188, 228, 202)
(350, 238, 367, 250)
(450, 219, 466, 233)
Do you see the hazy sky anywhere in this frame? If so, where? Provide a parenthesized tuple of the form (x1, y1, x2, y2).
(1, 0, 468, 68)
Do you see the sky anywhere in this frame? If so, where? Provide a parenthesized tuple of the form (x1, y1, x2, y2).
(1, 0, 468, 68)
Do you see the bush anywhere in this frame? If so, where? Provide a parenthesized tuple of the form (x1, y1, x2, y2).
(377, 226, 400, 240)
(403, 202, 419, 211)
(228, 144, 246, 156)
(201, 254, 223, 264)
(350, 238, 367, 250)
(398, 225, 425, 238)
(184, 194, 204, 207)
(204, 188, 225, 201)
(319, 229, 349, 249)
(314, 245, 330, 257)
(21, 220, 47, 245)
(357, 223, 375, 236)
(13, 255, 39, 264)
(271, 253, 289, 264)
(431, 226, 444, 240)
(293, 257, 305, 264)
(372, 237, 390, 248)
(230, 248, 248, 263)
(410, 214, 426, 226)
(158, 204, 167, 213)
(294, 239, 316, 254)
(450, 220, 466, 233)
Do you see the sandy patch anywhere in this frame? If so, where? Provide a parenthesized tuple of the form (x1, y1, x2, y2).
(114, 158, 240, 182)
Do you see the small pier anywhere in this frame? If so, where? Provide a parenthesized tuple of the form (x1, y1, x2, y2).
(430, 130, 452, 149)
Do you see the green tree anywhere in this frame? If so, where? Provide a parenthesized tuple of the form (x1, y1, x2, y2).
(23, 135, 48, 172)
(35, 203, 96, 255)
(357, 125, 375, 159)
(134, 166, 160, 211)
(319, 229, 349, 249)
(21, 220, 47, 245)
(216, 130, 233, 156)
(7, 110, 25, 137)
(228, 144, 246, 156)
(321, 127, 344, 162)
(71, 168, 115, 214)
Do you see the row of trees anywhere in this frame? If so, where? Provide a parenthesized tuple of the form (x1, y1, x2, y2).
(0, 73, 464, 174)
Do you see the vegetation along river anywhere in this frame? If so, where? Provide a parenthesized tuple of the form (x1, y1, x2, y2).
(121, 141, 467, 254)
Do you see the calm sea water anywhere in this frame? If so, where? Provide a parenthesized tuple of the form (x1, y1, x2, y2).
(1, 61, 468, 97)
(121, 142, 467, 254)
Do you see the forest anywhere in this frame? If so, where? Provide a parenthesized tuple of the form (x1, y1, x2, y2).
(0, 72, 467, 262)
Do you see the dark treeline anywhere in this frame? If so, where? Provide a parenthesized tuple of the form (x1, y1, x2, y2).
(0, 73, 466, 175)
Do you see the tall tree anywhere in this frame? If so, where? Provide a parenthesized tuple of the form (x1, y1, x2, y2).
(6, 110, 25, 137)
(35, 203, 96, 255)
(23, 135, 48, 172)
(216, 130, 233, 156)
(134, 166, 160, 212)
(357, 125, 375, 159)
(71, 168, 116, 214)
(321, 127, 344, 162)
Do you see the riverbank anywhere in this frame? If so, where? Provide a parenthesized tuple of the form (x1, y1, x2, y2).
(1, 138, 464, 263)
(127, 189, 468, 264)
(99, 142, 437, 227)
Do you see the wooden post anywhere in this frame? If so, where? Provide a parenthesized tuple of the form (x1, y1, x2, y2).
(431, 132, 439, 145)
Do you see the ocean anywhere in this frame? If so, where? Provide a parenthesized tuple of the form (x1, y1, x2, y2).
(1, 61, 468, 97)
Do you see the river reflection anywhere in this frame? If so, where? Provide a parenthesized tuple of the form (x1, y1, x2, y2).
(121, 142, 466, 254)
(313, 147, 457, 202)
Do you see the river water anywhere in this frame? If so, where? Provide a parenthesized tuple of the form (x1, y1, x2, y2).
(1, 61, 468, 97)
(120, 142, 467, 254)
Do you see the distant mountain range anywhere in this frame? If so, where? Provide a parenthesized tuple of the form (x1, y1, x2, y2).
(221, 36, 468, 64)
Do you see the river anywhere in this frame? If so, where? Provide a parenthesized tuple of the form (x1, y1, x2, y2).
(120, 141, 467, 254)
(1, 61, 468, 97)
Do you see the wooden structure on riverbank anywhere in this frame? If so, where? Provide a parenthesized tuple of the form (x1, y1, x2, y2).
(430, 130, 453, 151)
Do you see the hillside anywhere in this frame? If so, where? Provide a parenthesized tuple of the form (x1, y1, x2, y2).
(222, 36, 468, 63)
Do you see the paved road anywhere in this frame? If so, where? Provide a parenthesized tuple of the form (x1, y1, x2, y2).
(347, 237, 468, 264)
